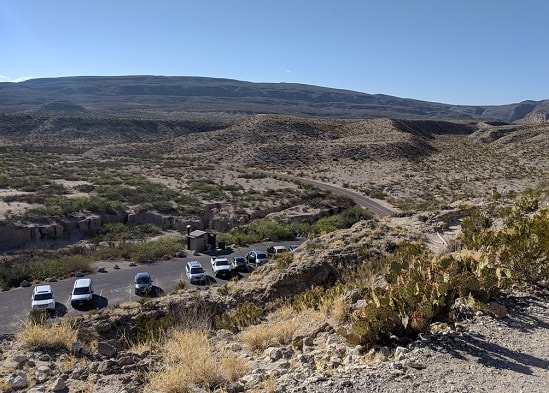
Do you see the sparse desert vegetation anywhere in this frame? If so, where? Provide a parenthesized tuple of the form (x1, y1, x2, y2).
(0, 107, 548, 392)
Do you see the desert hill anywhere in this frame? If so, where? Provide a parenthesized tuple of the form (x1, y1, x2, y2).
(1, 75, 549, 122)
(1, 112, 546, 215)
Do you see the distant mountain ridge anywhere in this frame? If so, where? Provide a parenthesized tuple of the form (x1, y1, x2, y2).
(0, 75, 548, 122)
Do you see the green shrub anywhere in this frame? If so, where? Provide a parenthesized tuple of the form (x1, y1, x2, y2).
(27, 254, 93, 281)
(93, 237, 185, 263)
(312, 207, 373, 234)
(460, 193, 548, 285)
(0, 258, 31, 288)
(215, 302, 264, 333)
(350, 252, 511, 348)
(0, 249, 93, 288)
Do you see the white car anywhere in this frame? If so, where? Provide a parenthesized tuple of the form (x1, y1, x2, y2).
(210, 257, 232, 277)
(31, 285, 56, 310)
(70, 278, 94, 308)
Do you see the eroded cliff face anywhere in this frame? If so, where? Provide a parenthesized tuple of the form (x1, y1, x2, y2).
(524, 110, 549, 124)
(0, 203, 334, 251)
(0, 213, 201, 252)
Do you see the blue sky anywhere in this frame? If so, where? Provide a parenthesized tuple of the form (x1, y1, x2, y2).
(1, 0, 548, 105)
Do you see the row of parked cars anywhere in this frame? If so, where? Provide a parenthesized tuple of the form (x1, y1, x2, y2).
(186, 244, 298, 284)
(31, 278, 94, 311)
(30, 244, 301, 310)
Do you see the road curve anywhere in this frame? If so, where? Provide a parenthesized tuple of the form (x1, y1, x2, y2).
(287, 176, 397, 218)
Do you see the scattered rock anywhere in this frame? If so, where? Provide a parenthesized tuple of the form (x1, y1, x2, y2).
(488, 301, 508, 319)
(97, 266, 107, 273)
(50, 377, 66, 391)
(97, 341, 118, 357)
(264, 347, 283, 362)
(20, 280, 31, 288)
(4, 372, 27, 390)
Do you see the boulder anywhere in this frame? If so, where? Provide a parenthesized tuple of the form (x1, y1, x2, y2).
(97, 341, 118, 357)
(488, 302, 508, 319)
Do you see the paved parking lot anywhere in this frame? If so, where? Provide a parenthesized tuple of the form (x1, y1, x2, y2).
(0, 239, 303, 333)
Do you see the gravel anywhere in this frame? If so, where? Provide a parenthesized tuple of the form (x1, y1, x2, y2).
(287, 288, 549, 393)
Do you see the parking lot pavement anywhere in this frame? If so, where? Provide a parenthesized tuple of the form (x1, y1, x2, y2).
(0, 239, 304, 333)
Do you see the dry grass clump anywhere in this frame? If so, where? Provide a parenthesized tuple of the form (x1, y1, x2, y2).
(239, 307, 323, 351)
(239, 322, 296, 352)
(16, 317, 78, 350)
(320, 296, 350, 323)
(145, 329, 249, 393)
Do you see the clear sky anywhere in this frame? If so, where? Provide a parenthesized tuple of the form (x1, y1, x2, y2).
(1, 0, 548, 105)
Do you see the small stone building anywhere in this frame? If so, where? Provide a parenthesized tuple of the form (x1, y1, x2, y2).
(186, 229, 216, 252)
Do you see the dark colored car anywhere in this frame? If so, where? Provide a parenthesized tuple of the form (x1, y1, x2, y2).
(231, 256, 248, 271)
(134, 272, 153, 296)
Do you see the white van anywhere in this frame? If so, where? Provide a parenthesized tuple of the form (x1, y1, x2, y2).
(269, 245, 288, 256)
(70, 278, 93, 307)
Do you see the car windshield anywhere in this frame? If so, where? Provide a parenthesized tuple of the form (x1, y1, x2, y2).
(136, 276, 150, 284)
(234, 257, 245, 263)
(256, 252, 267, 258)
(34, 293, 52, 301)
(191, 267, 204, 274)
(216, 260, 229, 266)
(73, 287, 91, 295)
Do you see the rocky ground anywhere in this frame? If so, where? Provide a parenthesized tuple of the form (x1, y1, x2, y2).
(1, 288, 547, 393)
(1, 207, 547, 393)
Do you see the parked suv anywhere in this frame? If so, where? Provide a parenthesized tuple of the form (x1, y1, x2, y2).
(70, 278, 94, 307)
(211, 257, 232, 277)
(31, 285, 56, 311)
(246, 250, 268, 266)
(186, 260, 207, 284)
(134, 272, 153, 296)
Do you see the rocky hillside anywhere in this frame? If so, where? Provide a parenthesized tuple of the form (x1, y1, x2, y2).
(1, 199, 547, 392)
(1, 76, 548, 122)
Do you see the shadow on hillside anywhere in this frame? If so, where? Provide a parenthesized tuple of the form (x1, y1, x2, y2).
(497, 294, 549, 333)
(430, 332, 549, 375)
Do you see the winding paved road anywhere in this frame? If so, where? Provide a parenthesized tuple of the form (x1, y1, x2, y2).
(289, 176, 397, 218)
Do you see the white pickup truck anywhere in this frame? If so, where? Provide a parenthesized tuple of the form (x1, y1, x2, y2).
(210, 257, 232, 277)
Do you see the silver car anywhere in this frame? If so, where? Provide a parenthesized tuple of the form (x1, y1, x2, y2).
(186, 261, 207, 284)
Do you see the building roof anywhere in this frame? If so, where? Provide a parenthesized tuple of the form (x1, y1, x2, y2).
(188, 230, 207, 238)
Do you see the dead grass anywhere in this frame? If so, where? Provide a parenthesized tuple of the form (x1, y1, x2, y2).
(239, 307, 324, 351)
(145, 329, 249, 393)
(16, 317, 78, 350)
(320, 296, 350, 323)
